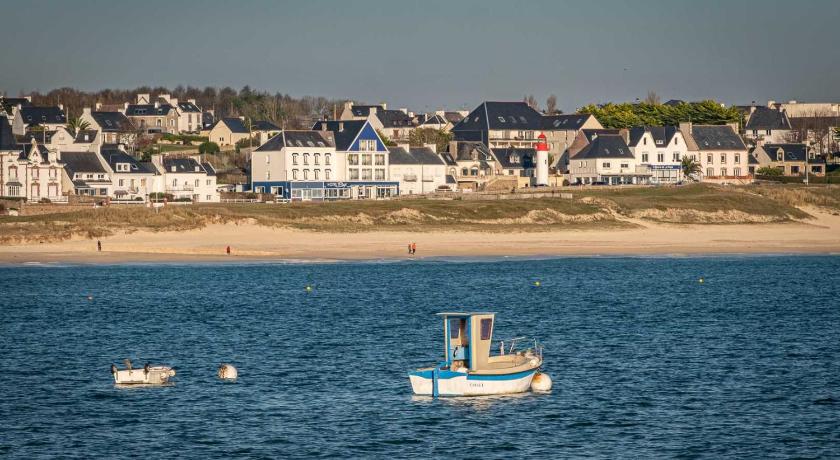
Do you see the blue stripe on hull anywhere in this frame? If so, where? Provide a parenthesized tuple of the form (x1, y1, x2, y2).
(409, 368, 536, 381)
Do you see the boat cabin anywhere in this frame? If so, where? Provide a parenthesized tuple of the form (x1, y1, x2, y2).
(438, 312, 495, 372)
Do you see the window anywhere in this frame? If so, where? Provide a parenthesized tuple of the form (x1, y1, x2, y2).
(314, 169, 320, 180)
(349, 169, 359, 180)
(325, 154, 331, 165)
(255, 186, 264, 193)
(706, 167, 713, 177)
(675, 137, 679, 145)
(266, 155, 270, 164)
(620, 163, 629, 169)
(119, 179, 125, 187)
(480, 318, 493, 340)
(707, 154, 713, 164)
(195, 179, 199, 187)
(643, 138, 647, 145)
(766, 129, 771, 135)
(303, 153, 310, 165)
(292, 153, 299, 165)
(734, 167, 741, 176)
(348, 154, 359, 166)
(602, 162, 611, 168)
(449, 319, 461, 339)
(49, 168, 57, 179)
(292, 169, 298, 180)
(641, 154, 648, 163)
(657, 153, 664, 162)
(734, 154, 740, 163)
(461, 167, 468, 176)
(673, 153, 680, 162)
(206, 195, 211, 201)
(156, 119, 162, 127)
(266, 171, 271, 180)
(361, 169, 372, 180)
(314, 153, 320, 165)
(374, 154, 385, 166)
(98, 174, 105, 180)
(172, 178, 178, 186)
(362, 154, 372, 166)
(720, 168, 727, 177)
(375, 169, 385, 180)
(325, 169, 331, 180)
(206, 180, 211, 186)
(720, 153, 727, 163)
(470, 167, 479, 176)
(303, 170, 309, 180)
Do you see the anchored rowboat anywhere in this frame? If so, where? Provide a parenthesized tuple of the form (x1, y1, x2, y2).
(409, 312, 545, 397)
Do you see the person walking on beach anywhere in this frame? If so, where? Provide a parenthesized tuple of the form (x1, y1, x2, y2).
(408, 243, 412, 255)
(411, 242, 417, 255)
(97, 240, 101, 252)
(226, 245, 231, 255)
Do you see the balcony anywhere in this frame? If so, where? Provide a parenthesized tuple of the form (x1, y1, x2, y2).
(403, 174, 418, 182)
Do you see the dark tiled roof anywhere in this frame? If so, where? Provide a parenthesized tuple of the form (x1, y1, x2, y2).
(628, 126, 679, 147)
(311, 120, 367, 151)
(492, 148, 536, 169)
(0, 116, 19, 151)
(452, 101, 543, 132)
(252, 120, 280, 131)
(748, 153, 760, 165)
(443, 112, 465, 124)
(454, 141, 494, 162)
(689, 125, 747, 150)
(17, 143, 49, 163)
(62, 151, 107, 174)
(254, 130, 335, 151)
(376, 110, 414, 128)
(19, 130, 58, 144)
(575, 135, 634, 160)
(439, 151, 457, 166)
(745, 107, 792, 130)
(202, 112, 214, 128)
(762, 143, 810, 162)
(446, 174, 457, 184)
(202, 162, 217, 176)
(350, 105, 385, 117)
(218, 118, 247, 133)
(420, 114, 447, 126)
(789, 116, 840, 130)
(162, 157, 210, 174)
(386, 146, 445, 165)
(125, 104, 174, 116)
(91, 112, 135, 132)
(582, 129, 621, 143)
(177, 102, 201, 113)
(541, 114, 591, 130)
(102, 149, 150, 174)
(0, 97, 32, 114)
(20, 106, 66, 125)
(75, 130, 98, 143)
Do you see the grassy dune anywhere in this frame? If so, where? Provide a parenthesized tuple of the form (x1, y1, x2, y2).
(0, 184, 829, 244)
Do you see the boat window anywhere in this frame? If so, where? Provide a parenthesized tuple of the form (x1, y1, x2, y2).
(449, 318, 460, 339)
(480, 318, 492, 340)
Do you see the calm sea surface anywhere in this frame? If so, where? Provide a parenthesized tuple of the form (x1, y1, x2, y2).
(1, 256, 839, 458)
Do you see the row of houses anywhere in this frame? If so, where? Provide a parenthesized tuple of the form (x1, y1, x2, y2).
(0, 114, 219, 203)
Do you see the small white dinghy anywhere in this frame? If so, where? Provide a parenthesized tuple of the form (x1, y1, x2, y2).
(111, 359, 175, 386)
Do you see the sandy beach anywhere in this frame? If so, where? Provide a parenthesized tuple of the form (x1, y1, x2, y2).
(1, 207, 839, 264)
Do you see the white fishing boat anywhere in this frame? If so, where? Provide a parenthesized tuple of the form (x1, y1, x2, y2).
(111, 360, 175, 385)
(409, 312, 549, 397)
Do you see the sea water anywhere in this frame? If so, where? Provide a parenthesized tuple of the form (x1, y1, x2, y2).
(1, 256, 839, 458)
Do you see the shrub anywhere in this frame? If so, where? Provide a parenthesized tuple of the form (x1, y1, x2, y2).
(149, 192, 174, 201)
(757, 166, 784, 176)
(199, 141, 221, 155)
(39, 198, 52, 204)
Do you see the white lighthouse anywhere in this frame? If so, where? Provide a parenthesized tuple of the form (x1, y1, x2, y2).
(535, 132, 549, 186)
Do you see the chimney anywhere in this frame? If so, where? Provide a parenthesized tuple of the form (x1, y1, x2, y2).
(124, 102, 129, 112)
(170, 98, 178, 107)
(320, 122, 327, 132)
(338, 121, 344, 132)
(258, 131, 267, 145)
(159, 94, 171, 103)
(188, 98, 196, 105)
(369, 107, 377, 116)
(381, 102, 387, 110)
(679, 122, 693, 135)
(83, 107, 92, 116)
(95, 102, 102, 111)
(137, 93, 150, 104)
(343, 101, 353, 113)
(424, 143, 437, 154)
(58, 104, 64, 111)
(399, 108, 408, 115)
(154, 101, 160, 109)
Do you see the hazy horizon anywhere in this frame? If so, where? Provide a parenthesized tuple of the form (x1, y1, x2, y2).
(2, 0, 839, 112)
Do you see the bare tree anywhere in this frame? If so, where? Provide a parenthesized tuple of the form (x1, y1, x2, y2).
(644, 91, 661, 105)
(546, 94, 558, 114)
(524, 94, 539, 110)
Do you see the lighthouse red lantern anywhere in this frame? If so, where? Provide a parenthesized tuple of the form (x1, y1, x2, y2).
(536, 132, 549, 151)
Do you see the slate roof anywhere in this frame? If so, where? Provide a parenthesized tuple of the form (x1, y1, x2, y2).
(350, 104, 385, 117)
(574, 135, 634, 160)
(453, 141, 494, 162)
(202, 162, 217, 176)
(91, 112, 135, 132)
(125, 104, 174, 116)
(0, 116, 19, 151)
(311, 120, 368, 151)
(628, 126, 679, 147)
(761, 143, 820, 163)
(443, 112, 465, 124)
(16, 142, 49, 163)
(217, 118, 247, 133)
(162, 157, 211, 174)
(686, 125, 747, 150)
(0, 97, 32, 114)
(439, 151, 457, 166)
(62, 151, 107, 174)
(202, 112, 214, 128)
(75, 130, 98, 143)
(452, 101, 543, 132)
(252, 120, 280, 131)
(177, 102, 201, 113)
(102, 149, 152, 174)
(254, 130, 336, 151)
(19, 130, 58, 144)
(420, 114, 447, 126)
(20, 106, 66, 125)
(745, 107, 792, 130)
(491, 148, 536, 169)
(386, 146, 445, 165)
(582, 129, 622, 143)
(541, 114, 591, 130)
(376, 110, 414, 128)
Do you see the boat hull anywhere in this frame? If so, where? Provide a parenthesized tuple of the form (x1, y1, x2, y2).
(409, 368, 537, 396)
(113, 367, 175, 385)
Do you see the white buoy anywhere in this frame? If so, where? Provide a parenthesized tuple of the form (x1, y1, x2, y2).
(217, 363, 238, 380)
(531, 372, 552, 392)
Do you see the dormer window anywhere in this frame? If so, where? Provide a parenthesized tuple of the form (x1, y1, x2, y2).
(171, 166, 176, 172)
(777, 152, 783, 161)
(194, 166, 200, 172)
(655, 140, 663, 145)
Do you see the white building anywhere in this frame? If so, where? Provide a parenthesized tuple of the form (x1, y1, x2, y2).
(61, 151, 114, 197)
(250, 130, 341, 199)
(680, 122, 750, 182)
(151, 154, 219, 202)
(388, 144, 447, 195)
(1, 116, 65, 201)
(568, 134, 643, 185)
(627, 126, 686, 184)
(101, 146, 158, 201)
(744, 106, 793, 145)
(10, 105, 67, 136)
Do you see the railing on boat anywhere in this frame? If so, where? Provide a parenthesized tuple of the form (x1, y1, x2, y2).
(496, 336, 543, 360)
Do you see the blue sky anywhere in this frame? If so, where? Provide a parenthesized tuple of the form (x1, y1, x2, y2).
(2, 0, 839, 112)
